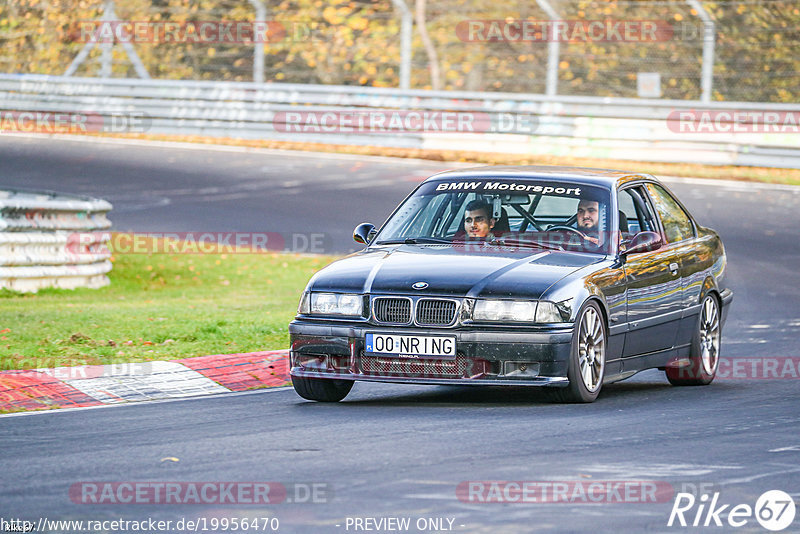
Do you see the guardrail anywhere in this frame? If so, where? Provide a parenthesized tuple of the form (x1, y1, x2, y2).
(1, 74, 799, 168)
(0, 189, 112, 292)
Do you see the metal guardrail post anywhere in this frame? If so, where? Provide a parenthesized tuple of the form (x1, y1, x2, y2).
(686, 0, 716, 103)
(535, 0, 560, 97)
(390, 0, 413, 90)
(99, 0, 114, 78)
(248, 0, 267, 84)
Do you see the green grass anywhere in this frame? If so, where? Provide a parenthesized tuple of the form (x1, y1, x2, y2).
(0, 249, 341, 371)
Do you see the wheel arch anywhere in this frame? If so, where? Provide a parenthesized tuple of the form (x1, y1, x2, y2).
(700, 276, 722, 306)
(582, 283, 611, 329)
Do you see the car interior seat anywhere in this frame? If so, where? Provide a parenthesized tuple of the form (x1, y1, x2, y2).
(618, 210, 629, 233)
(492, 207, 510, 236)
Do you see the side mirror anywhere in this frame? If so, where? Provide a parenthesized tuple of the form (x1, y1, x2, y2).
(353, 222, 377, 245)
(622, 231, 662, 255)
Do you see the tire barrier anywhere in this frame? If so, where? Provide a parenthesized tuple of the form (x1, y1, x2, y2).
(0, 189, 112, 292)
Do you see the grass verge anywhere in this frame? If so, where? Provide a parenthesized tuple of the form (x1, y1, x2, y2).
(0, 248, 341, 371)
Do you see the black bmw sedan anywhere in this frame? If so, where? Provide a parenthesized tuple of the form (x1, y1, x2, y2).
(288, 166, 733, 403)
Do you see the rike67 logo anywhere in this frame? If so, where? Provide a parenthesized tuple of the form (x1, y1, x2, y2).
(668, 490, 796, 531)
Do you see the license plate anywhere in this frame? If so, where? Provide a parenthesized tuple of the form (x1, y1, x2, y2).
(365, 333, 456, 359)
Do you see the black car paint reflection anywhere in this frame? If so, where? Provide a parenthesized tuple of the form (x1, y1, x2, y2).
(288, 166, 733, 403)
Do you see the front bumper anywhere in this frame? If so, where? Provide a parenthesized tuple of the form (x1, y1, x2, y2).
(720, 288, 733, 327)
(289, 320, 573, 387)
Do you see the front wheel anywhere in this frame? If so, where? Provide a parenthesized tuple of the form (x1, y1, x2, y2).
(291, 376, 354, 402)
(666, 293, 720, 386)
(546, 301, 606, 403)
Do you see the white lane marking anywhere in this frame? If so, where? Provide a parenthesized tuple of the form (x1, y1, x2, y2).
(660, 175, 800, 193)
(580, 463, 743, 478)
(112, 197, 172, 212)
(334, 178, 399, 190)
(0, 386, 295, 418)
(714, 466, 800, 487)
(769, 445, 800, 452)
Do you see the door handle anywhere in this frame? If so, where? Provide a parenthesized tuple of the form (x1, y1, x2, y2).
(669, 262, 679, 275)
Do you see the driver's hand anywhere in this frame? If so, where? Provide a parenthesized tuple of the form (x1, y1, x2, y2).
(585, 236, 599, 245)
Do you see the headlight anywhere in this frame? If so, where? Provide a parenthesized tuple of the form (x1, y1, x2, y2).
(309, 292, 363, 316)
(535, 300, 571, 323)
(297, 291, 310, 314)
(473, 299, 536, 322)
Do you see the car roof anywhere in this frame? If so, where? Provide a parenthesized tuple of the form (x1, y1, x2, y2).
(423, 165, 656, 189)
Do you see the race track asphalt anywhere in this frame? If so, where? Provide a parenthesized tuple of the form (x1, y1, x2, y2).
(1, 135, 799, 533)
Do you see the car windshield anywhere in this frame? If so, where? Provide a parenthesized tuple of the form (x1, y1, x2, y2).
(375, 178, 613, 254)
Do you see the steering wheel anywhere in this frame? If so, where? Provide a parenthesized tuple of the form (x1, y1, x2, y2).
(546, 225, 589, 240)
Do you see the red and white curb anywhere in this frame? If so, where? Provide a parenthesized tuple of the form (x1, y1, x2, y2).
(0, 350, 289, 413)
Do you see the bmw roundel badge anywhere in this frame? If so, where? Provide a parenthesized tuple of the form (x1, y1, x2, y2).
(412, 281, 429, 290)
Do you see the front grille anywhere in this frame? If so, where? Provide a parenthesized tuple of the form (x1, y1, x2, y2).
(416, 299, 457, 326)
(360, 354, 471, 379)
(373, 297, 412, 324)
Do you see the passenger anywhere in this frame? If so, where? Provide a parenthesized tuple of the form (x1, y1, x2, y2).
(463, 199, 496, 238)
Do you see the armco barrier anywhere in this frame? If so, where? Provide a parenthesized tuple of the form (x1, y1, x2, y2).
(0, 189, 112, 292)
(1, 74, 799, 168)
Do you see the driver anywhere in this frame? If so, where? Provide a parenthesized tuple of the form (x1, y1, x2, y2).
(463, 199, 496, 238)
(576, 197, 601, 246)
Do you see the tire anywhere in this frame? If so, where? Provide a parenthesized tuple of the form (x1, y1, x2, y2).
(666, 293, 720, 386)
(291, 375, 354, 402)
(545, 301, 607, 403)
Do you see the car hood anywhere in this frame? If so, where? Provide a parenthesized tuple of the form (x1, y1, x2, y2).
(307, 244, 602, 299)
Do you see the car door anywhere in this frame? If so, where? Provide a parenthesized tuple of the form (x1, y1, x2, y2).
(644, 182, 703, 349)
(619, 185, 683, 358)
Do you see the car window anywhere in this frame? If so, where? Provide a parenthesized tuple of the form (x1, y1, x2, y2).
(618, 186, 657, 235)
(430, 193, 470, 236)
(376, 178, 612, 253)
(645, 183, 695, 243)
